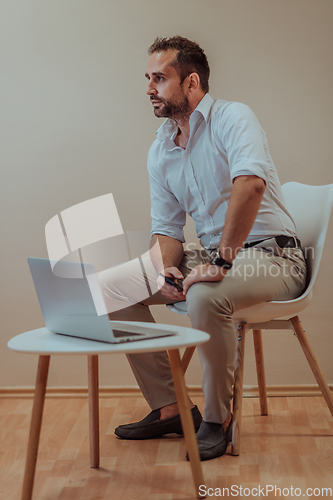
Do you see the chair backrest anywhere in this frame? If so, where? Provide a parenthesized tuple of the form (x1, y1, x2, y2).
(282, 182, 333, 292)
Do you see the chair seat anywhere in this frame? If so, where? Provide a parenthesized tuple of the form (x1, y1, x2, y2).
(168, 289, 312, 323)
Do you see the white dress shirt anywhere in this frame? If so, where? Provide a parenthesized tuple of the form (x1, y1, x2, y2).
(148, 93, 297, 250)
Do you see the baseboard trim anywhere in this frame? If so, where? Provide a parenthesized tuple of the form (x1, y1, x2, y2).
(0, 384, 332, 399)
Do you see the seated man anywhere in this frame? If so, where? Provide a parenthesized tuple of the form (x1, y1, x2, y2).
(98, 36, 306, 461)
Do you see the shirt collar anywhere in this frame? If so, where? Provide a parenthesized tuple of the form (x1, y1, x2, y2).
(191, 92, 215, 123)
(156, 93, 215, 143)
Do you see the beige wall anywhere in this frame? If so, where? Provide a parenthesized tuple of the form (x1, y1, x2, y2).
(1, 0, 332, 391)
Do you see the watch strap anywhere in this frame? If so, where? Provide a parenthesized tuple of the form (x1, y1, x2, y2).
(210, 251, 233, 269)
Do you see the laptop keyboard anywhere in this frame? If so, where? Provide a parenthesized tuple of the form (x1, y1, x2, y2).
(112, 329, 143, 338)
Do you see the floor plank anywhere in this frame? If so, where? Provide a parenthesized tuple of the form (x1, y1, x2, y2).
(0, 395, 332, 500)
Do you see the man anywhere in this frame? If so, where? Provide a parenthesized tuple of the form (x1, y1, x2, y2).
(99, 36, 306, 461)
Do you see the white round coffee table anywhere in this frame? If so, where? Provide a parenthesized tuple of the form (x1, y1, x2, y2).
(8, 322, 210, 500)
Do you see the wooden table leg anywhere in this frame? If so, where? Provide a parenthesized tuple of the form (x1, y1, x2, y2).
(168, 349, 205, 499)
(231, 323, 246, 456)
(21, 355, 50, 500)
(88, 355, 100, 468)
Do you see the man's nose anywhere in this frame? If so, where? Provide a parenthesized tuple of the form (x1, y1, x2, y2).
(146, 81, 157, 96)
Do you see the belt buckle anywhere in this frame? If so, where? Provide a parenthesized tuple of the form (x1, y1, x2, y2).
(275, 235, 295, 248)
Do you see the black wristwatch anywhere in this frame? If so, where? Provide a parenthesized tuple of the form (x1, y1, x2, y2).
(210, 249, 233, 270)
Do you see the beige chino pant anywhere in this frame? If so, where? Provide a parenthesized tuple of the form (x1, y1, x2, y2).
(98, 244, 307, 424)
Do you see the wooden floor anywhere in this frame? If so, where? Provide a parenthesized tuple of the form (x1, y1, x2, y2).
(1, 395, 333, 500)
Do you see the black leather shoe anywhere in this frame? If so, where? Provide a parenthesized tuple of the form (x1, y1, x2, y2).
(114, 405, 202, 440)
(187, 416, 233, 461)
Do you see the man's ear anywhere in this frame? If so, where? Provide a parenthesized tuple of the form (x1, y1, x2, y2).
(187, 72, 201, 91)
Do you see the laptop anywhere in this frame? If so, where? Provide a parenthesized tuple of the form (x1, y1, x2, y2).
(27, 257, 176, 343)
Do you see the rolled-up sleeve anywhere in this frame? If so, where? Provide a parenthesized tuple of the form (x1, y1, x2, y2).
(219, 103, 270, 184)
(148, 150, 186, 242)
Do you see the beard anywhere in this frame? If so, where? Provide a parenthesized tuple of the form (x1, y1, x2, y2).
(151, 92, 191, 120)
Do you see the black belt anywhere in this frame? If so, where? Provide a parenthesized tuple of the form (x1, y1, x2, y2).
(244, 235, 302, 249)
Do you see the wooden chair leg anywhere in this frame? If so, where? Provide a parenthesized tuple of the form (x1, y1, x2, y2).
(21, 355, 50, 500)
(181, 346, 196, 374)
(253, 329, 268, 416)
(291, 316, 333, 417)
(231, 323, 246, 456)
(88, 355, 100, 468)
(168, 349, 204, 500)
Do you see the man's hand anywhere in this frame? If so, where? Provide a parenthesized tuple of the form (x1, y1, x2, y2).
(183, 264, 227, 295)
(157, 267, 185, 300)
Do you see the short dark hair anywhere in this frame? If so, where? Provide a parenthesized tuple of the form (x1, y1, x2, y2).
(148, 36, 210, 93)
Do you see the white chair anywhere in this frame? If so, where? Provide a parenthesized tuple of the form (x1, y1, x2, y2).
(168, 182, 333, 455)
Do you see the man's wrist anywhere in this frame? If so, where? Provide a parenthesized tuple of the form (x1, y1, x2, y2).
(210, 249, 233, 269)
